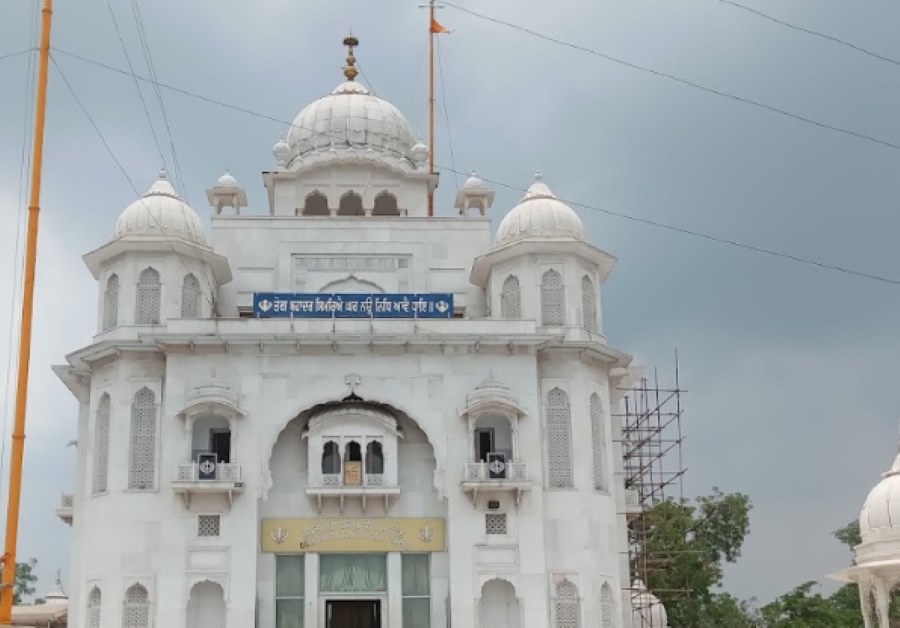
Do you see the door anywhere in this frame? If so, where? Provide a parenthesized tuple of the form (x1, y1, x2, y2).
(326, 600, 381, 628)
(210, 429, 231, 464)
(475, 428, 494, 462)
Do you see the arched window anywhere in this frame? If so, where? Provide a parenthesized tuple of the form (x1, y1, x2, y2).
(581, 275, 597, 332)
(128, 388, 157, 490)
(365, 441, 384, 474)
(547, 388, 573, 488)
(346, 441, 362, 462)
(93, 394, 111, 494)
(500, 275, 521, 319)
(555, 580, 580, 628)
(321, 441, 341, 474)
(181, 274, 201, 319)
(87, 586, 101, 628)
(123, 584, 149, 628)
(600, 583, 614, 628)
(372, 191, 399, 216)
(590, 393, 605, 491)
(103, 274, 119, 331)
(338, 191, 364, 216)
(541, 269, 564, 326)
(135, 268, 161, 325)
(302, 191, 329, 216)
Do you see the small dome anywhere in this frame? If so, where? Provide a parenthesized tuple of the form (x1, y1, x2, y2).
(115, 171, 205, 243)
(285, 80, 417, 167)
(632, 580, 668, 628)
(410, 141, 429, 168)
(215, 172, 239, 188)
(495, 173, 585, 247)
(859, 450, 900, 543)
(273, 139, 292, 167)
(464, 171, 488, 191)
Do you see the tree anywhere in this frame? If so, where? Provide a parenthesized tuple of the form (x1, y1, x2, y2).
(761, 581, 860, 627)
(0, 557, 39, 604)
(635, 487, 753, 626)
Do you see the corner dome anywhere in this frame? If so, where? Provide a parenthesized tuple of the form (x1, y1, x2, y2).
(115, 171, 205, 243)
(859, 449, 900, 543)
(495, 173, 585, 247)
(632, 580, 669, 628)
(284, 80, 417, 169)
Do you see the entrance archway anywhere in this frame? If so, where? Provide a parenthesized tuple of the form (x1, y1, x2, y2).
(186, 581, 225, 627)
(480, 579, 520, 628)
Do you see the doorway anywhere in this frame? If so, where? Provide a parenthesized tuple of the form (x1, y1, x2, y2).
(326, 600, 381, 628)
(210, 428, 231, 464)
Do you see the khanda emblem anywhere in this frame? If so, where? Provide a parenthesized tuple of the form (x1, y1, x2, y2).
(258, 298, 273, 312)
(418, 526, 435, 544)
(270, 527, 288, 544)
(435, 300, 449, 313)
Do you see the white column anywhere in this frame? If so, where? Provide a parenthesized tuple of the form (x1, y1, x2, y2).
(388, 552, 403, 628)
(305, 553, 319, 628)
(875, 577, 890, 628)
(859, 580, 874, 628)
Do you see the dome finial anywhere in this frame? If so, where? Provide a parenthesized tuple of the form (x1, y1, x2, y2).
(158, 168, 168, 180)
(343, 35, 360, 81)
(534, 169, 543, 182)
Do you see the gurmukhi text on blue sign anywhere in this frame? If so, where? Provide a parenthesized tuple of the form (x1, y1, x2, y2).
(253, 293, 454, 319)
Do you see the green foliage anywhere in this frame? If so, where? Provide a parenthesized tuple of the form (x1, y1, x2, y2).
(636, 488, 752, 626)
(761, 581, 862, 628)
(833, 521, 862, 549)
(0, 557, 38, 604)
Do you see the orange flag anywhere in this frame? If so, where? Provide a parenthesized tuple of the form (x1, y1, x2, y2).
(430, 17, 450, 34)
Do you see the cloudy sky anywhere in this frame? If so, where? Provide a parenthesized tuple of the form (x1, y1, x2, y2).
(2, 0, 900, 606)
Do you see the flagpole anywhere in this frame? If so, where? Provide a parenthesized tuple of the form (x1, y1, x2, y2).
(0, 0, 53, 622)
(428, 0, 436, 217)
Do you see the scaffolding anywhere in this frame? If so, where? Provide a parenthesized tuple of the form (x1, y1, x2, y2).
(615, 353, 687, 627)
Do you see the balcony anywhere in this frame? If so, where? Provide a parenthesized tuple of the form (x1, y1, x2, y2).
(306, 472, 399, 513)
(56, 493, 73, 526)
(172, 462, 244, 507)
(623, 488, 643, 521)
(461, 462, 531, 506)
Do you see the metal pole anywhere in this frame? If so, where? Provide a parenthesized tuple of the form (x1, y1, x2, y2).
(0, 0, 53, 621)
(427, 0, 435, 217)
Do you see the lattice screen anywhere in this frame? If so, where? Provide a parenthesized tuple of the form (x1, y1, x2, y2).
(547, 388, 574, 488)
(600, 583, 614, 627)
(103, 274, 119, 331)
(485, 513, 507, 535)
(501, 275, 521, 319)
(541, 269, 564, 325)
(590, 393, 605, 491)
(93, 394, 111, 494)
(581, 275, 597, 331)
(181, 273, 201, 319)
(555, 580, 580, 628)
(123, 584, 149, 628)
(128, 388, 156, 490)
(87, 586, 101, 628)
(135, 268, 161, 325)
(198, 514, 221, 537)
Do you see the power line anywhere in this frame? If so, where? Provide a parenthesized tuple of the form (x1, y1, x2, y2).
(436, 37, 459, 190)
(717, 0, 900, 68)
(440, 1, 900, 152)
(50, 55, 220, 311)
(51, 47, 900, 287)
(0, 49, 35, 63)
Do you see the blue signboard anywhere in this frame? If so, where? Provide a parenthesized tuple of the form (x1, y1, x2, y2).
(253, 293, 454, 319)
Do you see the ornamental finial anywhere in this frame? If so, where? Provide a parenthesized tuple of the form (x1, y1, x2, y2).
(343, 35, 359, 81)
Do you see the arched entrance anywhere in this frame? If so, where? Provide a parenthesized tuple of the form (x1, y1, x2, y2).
(186, 581, 225, 627)
(480, 579, 520, 628)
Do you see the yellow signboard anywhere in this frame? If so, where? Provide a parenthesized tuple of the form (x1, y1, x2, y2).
(261, 518, 445, 553)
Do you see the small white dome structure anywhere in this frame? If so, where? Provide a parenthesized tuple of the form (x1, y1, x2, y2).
(116, 171, 205, 243)
(631, 579, 669, 628)
(455, 170, 495, 217)
(859, 451, 900, 543)
(495, 172, 585, 247)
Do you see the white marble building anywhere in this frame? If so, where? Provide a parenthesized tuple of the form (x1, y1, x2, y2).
(54, 41, 647, 628)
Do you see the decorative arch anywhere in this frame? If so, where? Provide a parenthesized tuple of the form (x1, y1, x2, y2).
(372, 191, 399, 216)
(581, 275, 597, 331)
(500, 275, 521, 320)
(135, 267, 161, 325)
(600, 583, 614, 628)
(338, 191, 364, 216)
(590, 393, 605, 491)
(123, 583, 150, 628)
(546, 388, 573, 489)
(103, 273, 119, 331)
(302, 191, 329, 216)
(87, 586, 101, 628)
(93, 393, 111, 494)
(181, 273, 201, 319)
(479, 577, 521, 628)
(541, 269, 564, 326)
(554, 579, 580, 628)
(129, 388, 157, 490)
(186, 579, 226, 626)
(319, 275, 384, 294)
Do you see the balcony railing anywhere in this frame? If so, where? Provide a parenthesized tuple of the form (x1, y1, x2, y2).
(172, 462, 243, 508)
(307, 472, 398, 513)
(320, 473, 384, 488)
(56, 493, 73, 526)
(464, 462, 529, 482)
(176, 462, 242, 483)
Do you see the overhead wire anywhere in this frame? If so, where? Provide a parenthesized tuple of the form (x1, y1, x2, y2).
(436, 37, 459, 190)
(716, 0, 900, 68)
(0, 49, 36, 63)
(49, 47, 900, 287)
(50, 55, 221, 313)
(440, 1, 900, 152)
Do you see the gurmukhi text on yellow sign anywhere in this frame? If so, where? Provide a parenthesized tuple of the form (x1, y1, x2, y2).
(261, 518, 446, 553)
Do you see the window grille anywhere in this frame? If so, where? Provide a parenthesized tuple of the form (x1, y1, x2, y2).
(581, 275, 597, 331)
(541, 269, 564, 325)
(485, 513, 507, 535)
(555, 580, 580, 628)
(322, 441, 341, 474)
(276, 555, 304, 627)
(590, 393, 605, 491)
(181, 274, 201, 319)
(103, 274, 119, 331)
(123, 584, 149, 628)
(135, 268, 161, 325)
(402, 554, 430, 628)
(87, 587, 101, 628)
(365, 440, 384, 474)
(501, 275, 521, 319)
(93, 394, 111, 494)
(198, 514, 221, 537)
(600, 583, 614, 628)
(547, 388, 574, 488)
(128, 388, 156, 490)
